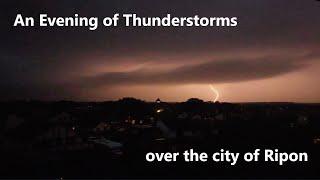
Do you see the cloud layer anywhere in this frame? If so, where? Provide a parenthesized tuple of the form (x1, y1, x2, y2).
(76, 54, 312, 88)
(1, 0, 319, 100)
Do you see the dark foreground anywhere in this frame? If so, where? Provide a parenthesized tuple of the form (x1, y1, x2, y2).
(0, 98, 320, 178)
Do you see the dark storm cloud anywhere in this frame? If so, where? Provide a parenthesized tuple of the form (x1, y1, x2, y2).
(0, 0, 319, 100)
(76, 54, 311, 87)
(2, 0, 319, 57)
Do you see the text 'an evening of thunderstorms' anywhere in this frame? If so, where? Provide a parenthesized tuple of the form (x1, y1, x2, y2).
(13, 13, 238, 30)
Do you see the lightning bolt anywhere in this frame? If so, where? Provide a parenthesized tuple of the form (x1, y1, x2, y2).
(209, 85, 220, 103)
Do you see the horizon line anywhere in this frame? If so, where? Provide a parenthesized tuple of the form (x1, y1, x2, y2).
(1, 99, 320, 104)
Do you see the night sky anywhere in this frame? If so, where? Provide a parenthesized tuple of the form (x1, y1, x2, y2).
(1, 0, 320, 102)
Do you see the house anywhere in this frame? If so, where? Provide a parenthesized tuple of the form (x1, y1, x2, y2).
(5, 114, 25, 131)
(94, 122, 109, 132)
(156, 120, 176, 139)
